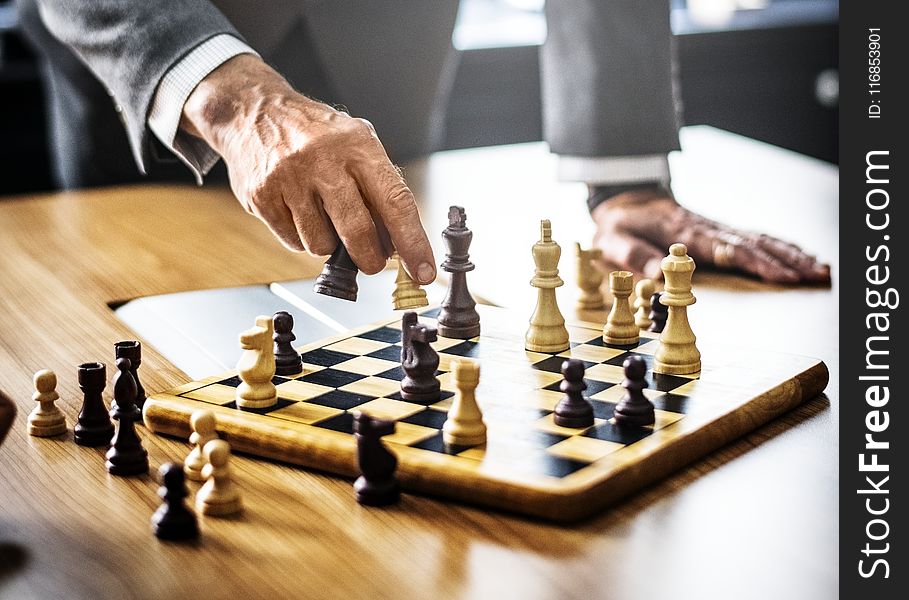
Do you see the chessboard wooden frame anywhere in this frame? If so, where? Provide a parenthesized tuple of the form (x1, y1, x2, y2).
(143, 305, 828, 522)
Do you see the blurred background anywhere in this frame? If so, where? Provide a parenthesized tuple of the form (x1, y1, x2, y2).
(0, 0, 837, 197)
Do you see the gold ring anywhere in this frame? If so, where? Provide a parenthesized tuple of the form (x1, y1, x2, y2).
(713, 241, 735, 268)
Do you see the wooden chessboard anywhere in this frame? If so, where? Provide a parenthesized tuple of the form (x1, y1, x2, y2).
(143, 304, 828, 522)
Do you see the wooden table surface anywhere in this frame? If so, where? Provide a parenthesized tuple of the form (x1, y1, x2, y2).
(0, 127, 838, 600)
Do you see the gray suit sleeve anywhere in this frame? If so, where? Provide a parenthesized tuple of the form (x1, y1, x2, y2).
(34, 1, 241, 172)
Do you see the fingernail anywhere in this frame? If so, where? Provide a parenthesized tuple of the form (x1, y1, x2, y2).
(644, 258, 662, 279)
(417, 262, 435, 284)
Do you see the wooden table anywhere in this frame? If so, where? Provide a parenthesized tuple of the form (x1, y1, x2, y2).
(0, 127, 837, 599)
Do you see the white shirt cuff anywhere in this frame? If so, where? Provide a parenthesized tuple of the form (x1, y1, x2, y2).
(148, 34, 259, 184)
(557, 154, 671, 187)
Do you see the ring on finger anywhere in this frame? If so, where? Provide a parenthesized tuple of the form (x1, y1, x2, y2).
(713, 240, 735, 268)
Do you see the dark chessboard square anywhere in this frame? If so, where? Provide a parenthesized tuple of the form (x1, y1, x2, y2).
(440, 341, 481, 358)
(532, 355, 595, 374)
(411, 432, 468, 455)
(652, 373, 693, 393)
(375, 366, 406, 381)
(586, 337, 648, 350)
(358, 327, 402, 344)
(366, 345, 404, 362)
(652, 393, 690, 414)
(217, 375, 289, 388)
(606, 352, 654, 370)
(400, 409, 449, 429)
(387, 390, 454, 405)
(223, 397, 295, 415)
(307, 390, 375, 411)
(583, 421, 653, 445)
(301, 348, 357, 367)
(590, 400, 616, 421)
(543, 378, 615, 396)
(312, 412, 354, 434)
(538, 455, 589, 478)
(420, 307, 442, 319)
(299, 369, 365, 388)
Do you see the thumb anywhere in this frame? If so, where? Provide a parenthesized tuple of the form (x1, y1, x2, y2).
(594, 231, 665, 281)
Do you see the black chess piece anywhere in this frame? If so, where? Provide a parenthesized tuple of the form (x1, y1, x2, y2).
(313, 243, 359, 301)
(74, 362, 114, 447)
(613, 355, 655, 427)
(151, 463, 200, 541)
(105, 358, 150, 476)
(353, 412, 400, 506)
(554, 359, 595, 428)
(400, 312, 441, 402)
(648, 292, 668, 333)
(273, 311, 303, 376)
(113, 340, 144, 420)
(437, 206, 481, 339)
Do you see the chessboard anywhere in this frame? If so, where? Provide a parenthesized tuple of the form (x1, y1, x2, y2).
(143, 304, 828, 522)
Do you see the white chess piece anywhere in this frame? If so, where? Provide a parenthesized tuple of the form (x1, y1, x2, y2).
(27, 369, 67, 437)
(184, 410, 218, 481)
(443, 360, 486, 446)
(236, 315, 277, 409)
(196, 439, 243, 516)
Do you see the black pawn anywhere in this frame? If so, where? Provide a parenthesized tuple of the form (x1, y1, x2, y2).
(613, 355, 655, 427)
(114, 340, 146, 411)
(273, 311, 303, 376)
(554, 359, 595, 428)
(151, 463, 199, 541)
(648, 292, 668, 333)
(400, 312, 441, 402)
(75, 362, 114, 447)
(105, 358, 149, 476)
(353, 412, 400, 506)
(437, 206, 481, 339)
(313, 243, 359, 302)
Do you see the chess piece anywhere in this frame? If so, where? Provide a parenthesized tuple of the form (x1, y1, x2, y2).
(575, 244, 605, 310)
(313, 242, 359, 302)
(196, 439, 243, 516)
(236, 315, 278, 409)
(273, 311, 303, 376)
(74, 362, 114, 447)
(114, 340, 146, 410)
(184, 410, 218, 481)
(27, 369, 67, 437)
(603, 271, 639, 345)
(0, 390, 15, 449)
(648, 292, 668, 333)
(392, 252, 429, 310)
(353, 412, 400, 506)
(105, 358, 150, 476)
(634, 279, 655, 330)
(151, 463, 200, 541)
(553, 359, 594, 429)
(400, 312, 440, 402)
(437, 206, 481, 339)
(613, 355, 655, 426)
(525, 220, 570, 353)
(653, 244, 701, 375)
(443, 360, 486, 446)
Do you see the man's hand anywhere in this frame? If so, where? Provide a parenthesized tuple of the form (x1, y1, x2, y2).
(180, 54, 436, 283)
(591, 187, 831, 284)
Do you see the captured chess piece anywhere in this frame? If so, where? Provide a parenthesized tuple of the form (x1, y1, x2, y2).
(400, 311, 440, 402)
(648, 292, 668, 333)
(634, 279, 655, 330)
(273, 311, 303, 376)
(151, 463, 200, 541)
(236, 315, 278, 409)
(114, 340, 146, 410)
(575, 243, 605, 311)
(553, 359, 594, 429)
(74, 362, 114, 447)
(353, 412, 400, 506)
(525, 220, 570, 353)
(613, 355, 655, 427)
(391, 252, 428, 310)
(437, 206, 481, 339)
(196, 439, 243, 516)
(653, 244, 701, 375)
(442, 359, 486, 446)
(184, 409, 218, 481)
(603, 271, 639, 346)
(27, 369, 67, 437)
(106, 358, 149, 476)
(313, 242, 359, 302)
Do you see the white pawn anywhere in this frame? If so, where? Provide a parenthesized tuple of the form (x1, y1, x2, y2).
(184, 410, 218, 481)
(196, 439, 243, 516)
(27, 369, 67, 437)
(236, 315, 277, 409)
(634, 279, 655, 329)
(443, 360, 486, 446)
